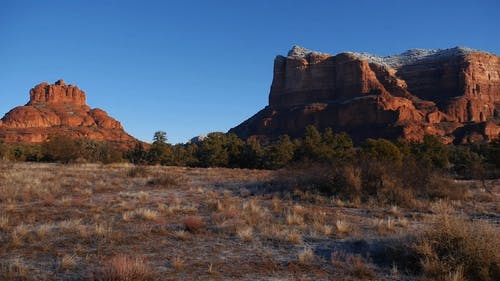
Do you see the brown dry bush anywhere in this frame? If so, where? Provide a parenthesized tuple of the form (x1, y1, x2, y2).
(127, 165, 149, 177)
(93, 255, 158, 281)
(147, 173, 185, 188)
(320, 165, 363, 202)
(421, 174, 469, 201)
(392, 158, 469, 202)
(0, 258, 29, 281)
(395, 215, 499, 281)
(331, 251, 375, 279)
(183, 216, 205, 233)
(373, 173, 416, 208)
(349, 255, 375, 279)
(270, 159, 467, 207)
(360, 160, 417, 207)
(270, 163, 415, 207)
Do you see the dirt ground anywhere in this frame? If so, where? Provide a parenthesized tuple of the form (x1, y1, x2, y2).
(0, 162, 498, 280)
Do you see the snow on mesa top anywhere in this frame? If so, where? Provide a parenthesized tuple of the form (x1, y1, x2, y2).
(287, 45, 481, 68)
(287, 45, 329, 57)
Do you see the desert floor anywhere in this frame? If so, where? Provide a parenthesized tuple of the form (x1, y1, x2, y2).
(0, 162, 498, 280)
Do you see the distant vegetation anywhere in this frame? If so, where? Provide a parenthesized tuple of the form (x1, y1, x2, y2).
(2, 126, 498, 179)
(1, 126, 499, 207)
(126, 126, 500, 183)
(0, 135, 123, 164)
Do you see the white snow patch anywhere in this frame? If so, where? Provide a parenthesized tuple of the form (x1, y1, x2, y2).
(287, 46, 486, 69)
(348, 47, 478, 68)
(288, 45, 327, 57)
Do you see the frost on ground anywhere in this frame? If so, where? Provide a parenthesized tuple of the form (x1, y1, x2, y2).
(0, 163, 498, 280)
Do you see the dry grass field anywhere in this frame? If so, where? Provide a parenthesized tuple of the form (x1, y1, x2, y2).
(0, 162, 498, 280)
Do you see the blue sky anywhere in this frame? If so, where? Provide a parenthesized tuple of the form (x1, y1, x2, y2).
(1, 0, 499, 144)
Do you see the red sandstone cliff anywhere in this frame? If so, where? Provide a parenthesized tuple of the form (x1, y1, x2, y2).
(0, 80, 137, 147)
(230, 46, 500, 144)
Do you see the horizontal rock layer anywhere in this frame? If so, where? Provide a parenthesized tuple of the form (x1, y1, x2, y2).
(0, 80, 137, 147)
(230, 46, 500, 144)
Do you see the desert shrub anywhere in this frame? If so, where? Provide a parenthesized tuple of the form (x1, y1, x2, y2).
(374, 174, 416, 207)
(411, 134, 449, 169)
(449, 145, 486, 179)
(295, 126, 354, 163)
(396, 216, 500, 281)
(41, 135, 124, 163)
(0, 258, 30, 281)
(127, 142, 149, 165)
(280, 161, 415, 206)
(316, 165, 363, 202)
(78, 139, 124, 163)
(456, 141, 500, 179)
(321, 129, 354, 161)
(75, 138, 123, 163)
(0, 144, 43, 162)
(183, 216, 205, 233)
(262, 135, 295, 169)
(481, 136, 500, 168)
(363, 156, 468, 203)
(266, 163, 331, 196)
(268, 163, 367, 204)
(421, 174, 468, 201)
(41, 134, 79, 163)
(362, 138, 403, 164)
(94, 255, 158, 281)
(0, 142, 7, 160)
(127, 166, 149, 177)
(147, 173, 184, 187)
(271, 154, 466, 207)
(358, 159, 418, 207)
(330, 251, 375, 279)
(296, 125, 323, 161)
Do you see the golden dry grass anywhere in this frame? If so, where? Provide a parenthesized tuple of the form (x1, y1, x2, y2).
(0, 162, 498, 280)
(414, 215, 500, 281)
(96, 254, 157, 281)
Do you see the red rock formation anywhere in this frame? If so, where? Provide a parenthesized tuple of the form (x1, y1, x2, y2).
(230, 46, 500, 144)
(28, 79, 86, 106)
(0, 80, 137, 147)
(397, 52, 500, 123)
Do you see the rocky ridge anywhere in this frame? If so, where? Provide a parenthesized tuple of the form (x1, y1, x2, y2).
(0, 80, 137, 147)
(349, 47, 478, 68)
(230, 46, 500, 143)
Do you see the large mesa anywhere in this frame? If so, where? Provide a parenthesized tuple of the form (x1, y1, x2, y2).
(230, 46, 500, 144)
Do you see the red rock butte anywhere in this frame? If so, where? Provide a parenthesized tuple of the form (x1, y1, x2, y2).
(0, 80, 137, 147)
(28, 79, 86, 106)
(230, 46, 500, 144)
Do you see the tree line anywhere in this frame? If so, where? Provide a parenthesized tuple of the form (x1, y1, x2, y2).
(1, 126, 499, 179)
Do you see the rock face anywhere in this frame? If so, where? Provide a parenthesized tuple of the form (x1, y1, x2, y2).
(0, 80, 137, 147)
(230, 46, 500, 144)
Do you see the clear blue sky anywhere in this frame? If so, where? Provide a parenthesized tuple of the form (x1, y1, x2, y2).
(1, 0, 499, 144)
